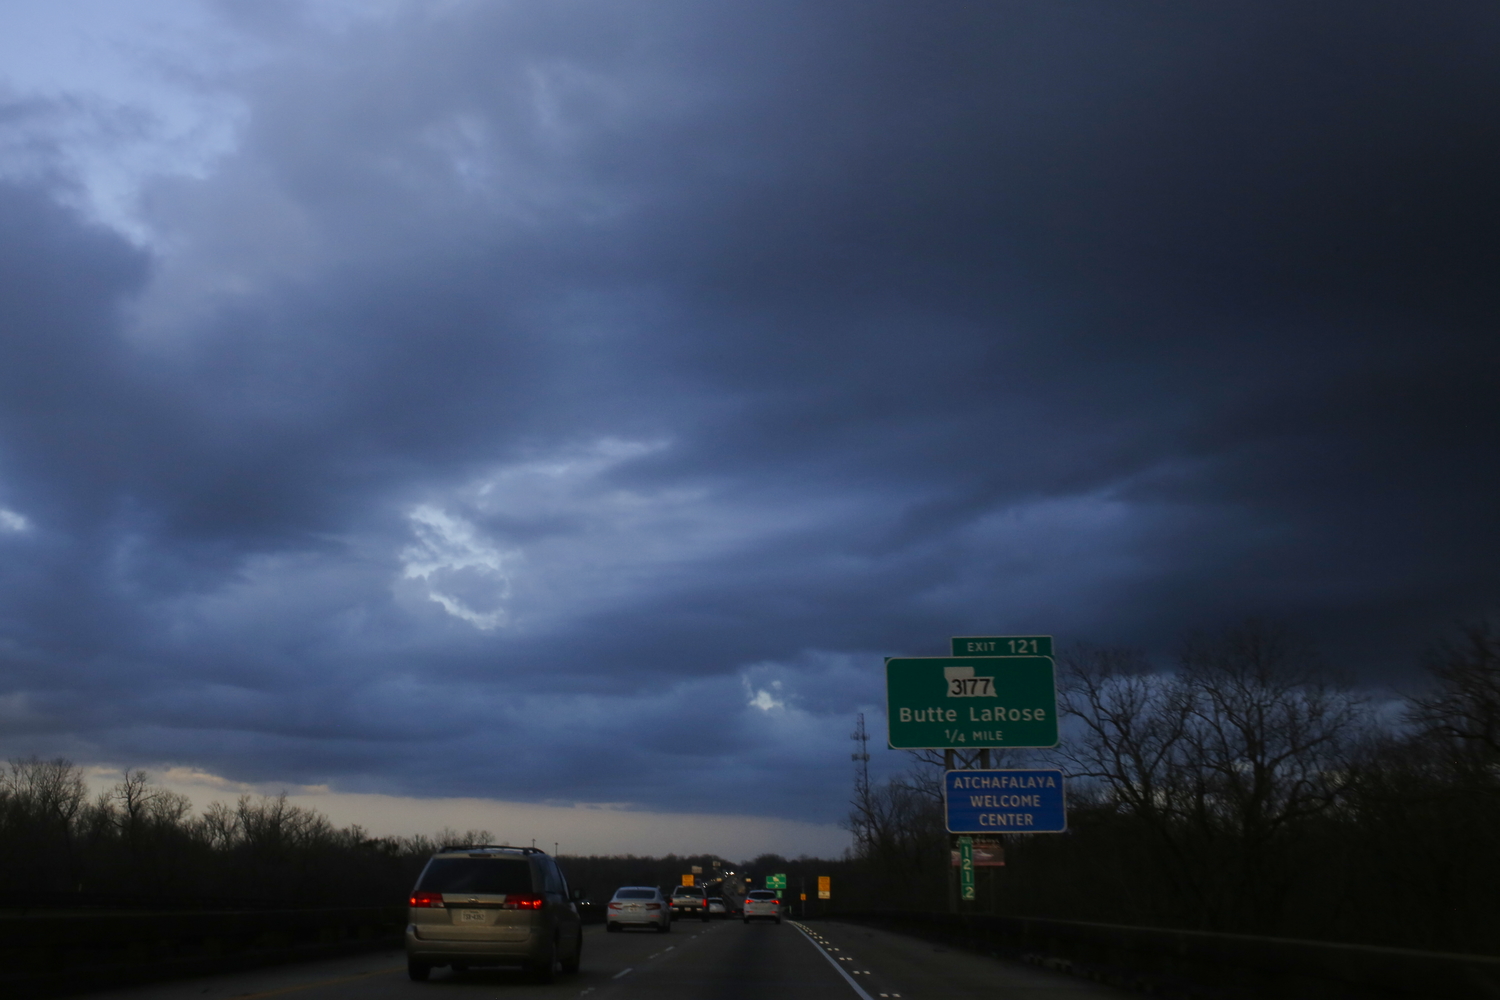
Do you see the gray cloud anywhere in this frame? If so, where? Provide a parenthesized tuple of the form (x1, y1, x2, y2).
(0, 0, 1496, 826)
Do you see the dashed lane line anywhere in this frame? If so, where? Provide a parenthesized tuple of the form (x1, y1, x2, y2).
(790, 923, 876, 1000)
(609, 920, 713, 985)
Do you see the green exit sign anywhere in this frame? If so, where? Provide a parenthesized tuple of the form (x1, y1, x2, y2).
(952, 635, 1052, 657)
(887, 656, 1058, 749)
(765, 873, 787, 889)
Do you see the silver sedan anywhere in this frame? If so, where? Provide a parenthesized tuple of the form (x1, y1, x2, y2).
(606, 886, 671, 932)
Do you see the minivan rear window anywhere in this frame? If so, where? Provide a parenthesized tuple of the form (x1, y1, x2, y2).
(418, 858, 533, 895)
(748, 890, 777, 899)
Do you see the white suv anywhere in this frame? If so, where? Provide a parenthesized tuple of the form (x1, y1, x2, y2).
(742, 890, 781, 924)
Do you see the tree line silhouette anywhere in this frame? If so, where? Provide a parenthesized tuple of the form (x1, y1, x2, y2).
(0, 759, 845, 911)
(0, 767, 452, 906)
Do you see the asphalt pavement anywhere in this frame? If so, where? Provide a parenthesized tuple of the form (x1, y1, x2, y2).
(73, 916, 1131, 999)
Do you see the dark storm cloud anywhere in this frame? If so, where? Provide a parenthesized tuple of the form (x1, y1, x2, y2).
(1, 0, 1497, 824)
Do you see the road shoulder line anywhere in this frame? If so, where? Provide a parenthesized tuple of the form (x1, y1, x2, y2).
(791, 923, 875, 1000)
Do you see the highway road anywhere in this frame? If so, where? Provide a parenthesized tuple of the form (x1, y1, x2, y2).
(77, 918, 1131, 1000)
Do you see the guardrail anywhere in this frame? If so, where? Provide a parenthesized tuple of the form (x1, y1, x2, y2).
(0, 905, 406, 997)
(822, 911, 1500, 999)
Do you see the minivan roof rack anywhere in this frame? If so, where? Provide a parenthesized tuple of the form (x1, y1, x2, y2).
(438, 844, 545, 854)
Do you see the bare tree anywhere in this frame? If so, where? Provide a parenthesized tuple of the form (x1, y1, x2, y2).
(1408, 616, 1500, 775)
(1176, 622, 1368, 928)
(2, 756, 90, 887)
(1055, 645, 1191, 818)
(1054, 624, 1369, 931)
(107, 769, 192, 882)
(844, 766, 946, 902)
(1053, 645, 1201, 919)
(3, 756, 88, 828)
(235, 793, 336, 853)
(844, 715, 947, 907)
(113, 770, 189, 838)
(433, 827, 496, 849)
(196, 799, 241, 851)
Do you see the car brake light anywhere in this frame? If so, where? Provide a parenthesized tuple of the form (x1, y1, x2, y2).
(501, 893, 544, 910)
(410, 892, 445, 908)
(608, 902, 622, 909)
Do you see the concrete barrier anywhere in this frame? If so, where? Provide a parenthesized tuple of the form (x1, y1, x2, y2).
(0, 905, 406, 997)
(824, 911, 1500, 999)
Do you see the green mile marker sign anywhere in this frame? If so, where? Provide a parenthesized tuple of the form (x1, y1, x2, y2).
(886, 656, 1058, 749)
(958, 836, 975, 901)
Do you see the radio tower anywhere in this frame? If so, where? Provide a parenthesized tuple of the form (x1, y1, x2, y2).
(851, 713, 871, 805)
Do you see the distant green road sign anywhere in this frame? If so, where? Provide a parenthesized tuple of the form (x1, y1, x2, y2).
(951, 635, 1053, 657)
(886, 656, 1058, 748)
(765, 873, 786, 889)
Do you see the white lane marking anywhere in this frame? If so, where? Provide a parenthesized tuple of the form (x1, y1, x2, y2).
(613, 968, 633, 979)
(664, 946, 674, 951)
(791, 923, 876, 1000)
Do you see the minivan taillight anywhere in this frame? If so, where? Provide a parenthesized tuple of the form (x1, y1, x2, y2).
(501, 893, 544, 910)
(410, 891, 445, 908)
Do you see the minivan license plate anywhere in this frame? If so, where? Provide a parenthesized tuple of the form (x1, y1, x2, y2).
(461, 909, 485, 923)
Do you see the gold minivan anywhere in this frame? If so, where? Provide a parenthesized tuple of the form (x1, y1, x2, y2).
(405, 845, 584, 981)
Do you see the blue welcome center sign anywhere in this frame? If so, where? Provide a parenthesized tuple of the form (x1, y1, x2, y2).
(945, 768, 1067, 834)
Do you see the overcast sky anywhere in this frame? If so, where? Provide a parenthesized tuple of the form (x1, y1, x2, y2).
(1, 1, 1497, 854)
